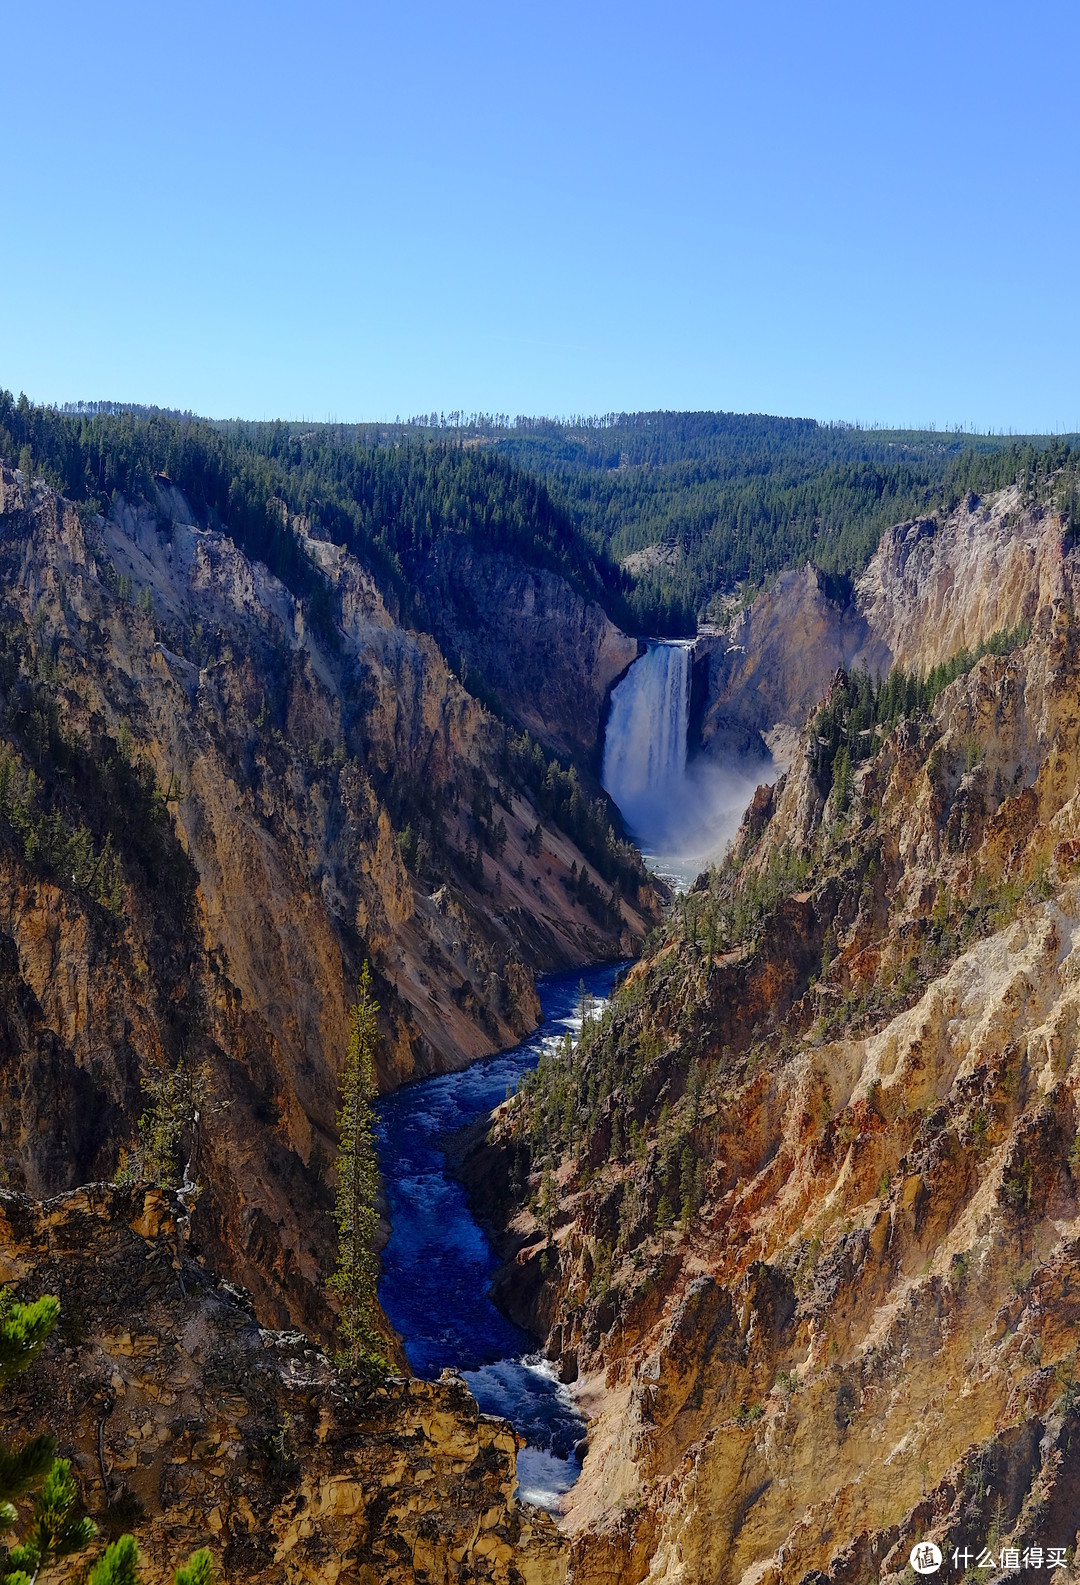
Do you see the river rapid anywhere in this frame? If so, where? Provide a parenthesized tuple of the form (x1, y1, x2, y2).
(376, 963, 622, 1511)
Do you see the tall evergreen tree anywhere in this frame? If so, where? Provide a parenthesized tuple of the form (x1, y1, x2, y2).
(328, 963, 383, 1369)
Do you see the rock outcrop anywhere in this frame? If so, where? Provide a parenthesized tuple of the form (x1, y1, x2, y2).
(857, 485, 1061, 674)
(691, 565, 884, 767)
(691, 486, 1063, 770)
(0, 1182, 567, 1585)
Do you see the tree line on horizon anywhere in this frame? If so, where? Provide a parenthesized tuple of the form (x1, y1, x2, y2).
(486, 412, 1080, 632)
(1, 392, 1075, 640)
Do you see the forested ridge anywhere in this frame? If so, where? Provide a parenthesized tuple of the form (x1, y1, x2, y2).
(485, 411, 1080, 632)
(0, 391, 654, 909)
(7, 393, 1078, 639)
(0, 393, 629, 635)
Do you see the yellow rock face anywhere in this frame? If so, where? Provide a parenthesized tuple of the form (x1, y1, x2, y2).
(475, 491, 1080, 1582)
(0, 465, 652, 1340)
(0, 1185, 568, 1585)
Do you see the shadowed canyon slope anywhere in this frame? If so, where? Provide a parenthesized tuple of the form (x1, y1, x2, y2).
(416, 537, 641, 762)
(471, 484, 1080, 1582)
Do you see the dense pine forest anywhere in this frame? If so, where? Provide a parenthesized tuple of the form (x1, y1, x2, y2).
(486, 412, 1080, 632)
(0, 394, 627, 638)
(4, 393, 1078, 638)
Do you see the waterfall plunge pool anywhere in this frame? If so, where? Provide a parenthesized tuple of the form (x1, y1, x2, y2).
(376, 963, 623, 1511)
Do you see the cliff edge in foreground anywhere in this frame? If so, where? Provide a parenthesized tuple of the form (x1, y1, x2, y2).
(0, 1182, 567, 1585)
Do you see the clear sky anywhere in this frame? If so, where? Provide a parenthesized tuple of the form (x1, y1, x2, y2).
(6, 1, 1078, 430)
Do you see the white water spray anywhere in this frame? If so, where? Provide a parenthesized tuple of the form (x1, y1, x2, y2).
(602, 639, 772, 886)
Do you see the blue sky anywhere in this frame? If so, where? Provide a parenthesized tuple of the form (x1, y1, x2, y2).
(6, 1, 1078, 429)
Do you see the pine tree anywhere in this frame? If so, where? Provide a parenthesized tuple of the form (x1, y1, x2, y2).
(328, 963, 383, 1370)
(0, 1290, 67, 1585)
(88, 1535, 139, 1585)
(173, 1547, 215, 1585)
(0, 1289, 213, 1584)
(5, 1457, 96, 1579)
(832, 745, 853, 816)
(86, 1536, 213, 1585)
(537, 1164, 557, 1243)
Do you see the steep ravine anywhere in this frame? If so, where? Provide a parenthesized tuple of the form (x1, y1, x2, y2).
(0, 462, 656, 1339)
(7, 464, 1079, 1585)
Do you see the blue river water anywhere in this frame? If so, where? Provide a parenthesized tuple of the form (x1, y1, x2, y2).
(376, 962, 622, 1510)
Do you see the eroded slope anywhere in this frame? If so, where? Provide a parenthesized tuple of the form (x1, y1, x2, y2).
(476, 485, 1080, 1582)
(0, 463, 654, 1335)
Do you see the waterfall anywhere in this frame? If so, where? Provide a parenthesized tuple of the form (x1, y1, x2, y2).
(601, 641, 692, 830)
(602, 638, 771, 886)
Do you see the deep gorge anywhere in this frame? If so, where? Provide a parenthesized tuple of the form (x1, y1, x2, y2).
(2, 409, 1080, 1583)
(377, 964, 621, 1510)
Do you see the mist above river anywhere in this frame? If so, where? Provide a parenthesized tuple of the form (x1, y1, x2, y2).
(630, 752, 774, 887)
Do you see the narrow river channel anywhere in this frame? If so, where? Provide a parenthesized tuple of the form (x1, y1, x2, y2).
(376, 962, 622, 1511)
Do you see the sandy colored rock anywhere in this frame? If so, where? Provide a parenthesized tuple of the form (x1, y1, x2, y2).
(0, 1184, 567, 1585)
(0, 463, 652, 1337)
(471, 487, 1080, 1582)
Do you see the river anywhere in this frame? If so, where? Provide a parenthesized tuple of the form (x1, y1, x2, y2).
(376, 962, 623, 1511)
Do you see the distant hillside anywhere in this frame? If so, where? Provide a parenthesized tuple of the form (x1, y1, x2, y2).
(484, 412, 1080, 633)
(0, 394, 626, 631)
(8, 394, 1078, 639)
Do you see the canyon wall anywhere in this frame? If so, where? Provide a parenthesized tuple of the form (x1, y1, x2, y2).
(417, 539, 641, 762)
(692, 485, 1063, 768)
(473, 487, 1080, 1582)
(0, 465, 652, 1337)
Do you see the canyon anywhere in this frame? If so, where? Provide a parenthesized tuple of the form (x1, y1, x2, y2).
(4, 443, 1080, 1585)
(472, 485, 1080, 1582)
(0, 462, 654, 1341)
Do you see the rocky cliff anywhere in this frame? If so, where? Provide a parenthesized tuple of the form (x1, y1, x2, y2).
(0, 1182, 567, 1584)
(855, 484, 1060, 674)
(691, 565, 884, 767)
(692, 486, 1062, 770)
(472, 485, 1080, 1582)
(0, 463, 653, 1338)
(415, 540, 641, 763)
